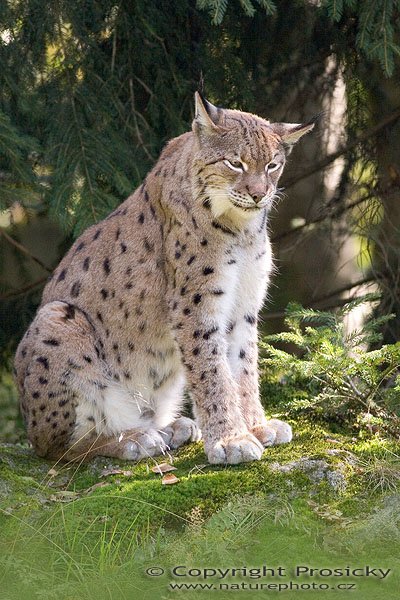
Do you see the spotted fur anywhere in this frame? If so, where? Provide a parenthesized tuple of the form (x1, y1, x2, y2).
(14, 94, 313, 464)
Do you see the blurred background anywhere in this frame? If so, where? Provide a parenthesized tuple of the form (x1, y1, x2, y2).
(1, 0, 400, 440)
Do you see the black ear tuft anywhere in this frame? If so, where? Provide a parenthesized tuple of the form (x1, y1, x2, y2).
(198, 71, 205, 94)
(303, 111, 325, 130)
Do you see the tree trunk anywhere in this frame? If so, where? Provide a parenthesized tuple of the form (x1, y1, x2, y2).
(358, 62, 400, 343)
(240, 6, 362, 330)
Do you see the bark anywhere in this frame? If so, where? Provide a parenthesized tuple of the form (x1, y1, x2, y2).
(358, 62, 400, 343)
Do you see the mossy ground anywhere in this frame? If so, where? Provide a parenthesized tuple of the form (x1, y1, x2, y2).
(1, 378, 399, 599)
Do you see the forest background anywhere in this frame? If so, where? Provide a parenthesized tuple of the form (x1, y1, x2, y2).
(1, 2, 400, 598)
(2, 0, 400, 360)
(2, 0, 400, 437)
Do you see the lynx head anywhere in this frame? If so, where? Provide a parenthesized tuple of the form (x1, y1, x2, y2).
(192, 92, 314, 223)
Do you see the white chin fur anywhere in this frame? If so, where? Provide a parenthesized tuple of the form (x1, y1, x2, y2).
(210, 194, 232, 218)
(210, 193, 261, 224)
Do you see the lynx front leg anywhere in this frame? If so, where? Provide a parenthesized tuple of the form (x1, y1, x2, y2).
(228, 316, 292, 447)
(168, 297, 264, 465)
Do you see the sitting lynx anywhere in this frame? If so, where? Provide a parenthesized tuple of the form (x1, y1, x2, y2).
(14, 93, 313, 464)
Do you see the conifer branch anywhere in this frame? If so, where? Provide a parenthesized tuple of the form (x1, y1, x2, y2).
(272, 193, 376, 244)
(128, 78, 155, 162)
(56, 18, 98, 225)
(0, 229, 52, 273)
(0, 276, 48, 300)
(285, 107, 400, 189)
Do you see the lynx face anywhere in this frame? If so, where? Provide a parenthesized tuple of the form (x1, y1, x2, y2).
(206, 137, 286, 216)
(192, 94, 314, 223)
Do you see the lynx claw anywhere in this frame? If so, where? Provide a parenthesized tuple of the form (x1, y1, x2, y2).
(206, 433, 264, 465)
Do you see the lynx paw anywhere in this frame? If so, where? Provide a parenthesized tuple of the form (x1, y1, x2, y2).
(206, 433, 264, 465)
(161, 416, 202, 449)
(120, 429, 168, 460)
(251, 419, 292, 447)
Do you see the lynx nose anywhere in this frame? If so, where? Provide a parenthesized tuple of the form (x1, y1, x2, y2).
(246, 186, 266, 204)
(244, 180, 267, 204)
(251, 191, 265, 204)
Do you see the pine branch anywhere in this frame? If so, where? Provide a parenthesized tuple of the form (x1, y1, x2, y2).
(0, 277, 48, 300)
(285, 107, 400, 189)
(128, 77, 155, 162)
(0, 229, 52, 273)
(272, 192, 376, 244)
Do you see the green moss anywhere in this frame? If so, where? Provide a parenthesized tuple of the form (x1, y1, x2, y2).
(0, 417, 392, 542)
(1, 416, 399, 599)
(0, 373, 24, 443)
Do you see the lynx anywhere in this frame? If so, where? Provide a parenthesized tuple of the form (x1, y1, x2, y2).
(14, 93, 313, 465)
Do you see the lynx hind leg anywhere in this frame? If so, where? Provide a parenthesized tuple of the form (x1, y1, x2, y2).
(251, 418, 293, 447)
(15, 301, 108, 460)
(15, 301, 198, 463)
(106, 418, 202, 461)
(161, 416, 202, 449)
(68, 418, 202, 463)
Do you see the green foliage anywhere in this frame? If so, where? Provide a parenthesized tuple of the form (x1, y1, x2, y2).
(197, 0, 229, 24)
(200, 0, 400, 76)
(197, 0, 276, 24)
(321, 0, 400, 75)
(355, 0, 400, 76)
(260, 297, 400, 434)
(0, 110, 38, 208)
(0, 1, 200, 234)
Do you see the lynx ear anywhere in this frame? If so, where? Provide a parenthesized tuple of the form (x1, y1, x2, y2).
(193, 92, 223, 135)
(272, 120, 315, 147)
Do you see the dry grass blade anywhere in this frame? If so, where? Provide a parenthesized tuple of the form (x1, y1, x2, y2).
(358, 455, 400, 493)
(100, 468, 133, 477)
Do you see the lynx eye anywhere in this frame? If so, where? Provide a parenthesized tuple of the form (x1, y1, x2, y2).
(223, 159, 244, 173)
(266, 161, 281, 173)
